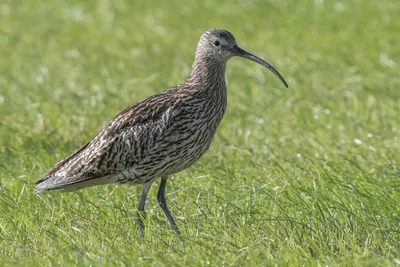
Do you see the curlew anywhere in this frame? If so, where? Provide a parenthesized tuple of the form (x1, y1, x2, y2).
(35, 28, 288, 234)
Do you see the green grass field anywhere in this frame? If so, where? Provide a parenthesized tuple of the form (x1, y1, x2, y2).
(1, 0, 399, 265)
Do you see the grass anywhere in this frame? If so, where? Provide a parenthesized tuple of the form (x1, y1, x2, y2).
(0, 0, 399, 265)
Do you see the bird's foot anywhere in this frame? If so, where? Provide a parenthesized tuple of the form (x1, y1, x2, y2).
(136, 211, 147, 236)
(171, 224, 181, 234)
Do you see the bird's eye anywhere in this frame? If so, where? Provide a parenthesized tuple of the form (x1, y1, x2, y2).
(213, 40, 220, 47)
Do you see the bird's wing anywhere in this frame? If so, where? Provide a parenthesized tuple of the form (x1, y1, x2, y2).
(36, 90, 182, 191)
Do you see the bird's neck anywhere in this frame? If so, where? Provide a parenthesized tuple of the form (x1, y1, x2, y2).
(185, 56, 227, 91)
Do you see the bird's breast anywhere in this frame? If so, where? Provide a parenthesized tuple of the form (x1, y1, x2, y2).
(130, 86, 228, 181)
(158, 88, 227, 172)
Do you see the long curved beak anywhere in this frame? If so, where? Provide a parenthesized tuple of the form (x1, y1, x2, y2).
(231, 45, 288, 88)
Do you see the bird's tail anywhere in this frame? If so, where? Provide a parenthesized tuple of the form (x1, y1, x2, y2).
(35, 175, 114, 193)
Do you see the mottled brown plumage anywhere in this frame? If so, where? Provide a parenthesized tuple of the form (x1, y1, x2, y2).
(35, 28, 288, 233)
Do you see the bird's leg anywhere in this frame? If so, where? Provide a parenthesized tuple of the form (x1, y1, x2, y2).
(157, 176, 180, 234)
(137, 180, 153, 234)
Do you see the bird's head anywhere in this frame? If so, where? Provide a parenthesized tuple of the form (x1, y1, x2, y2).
(197, 28, 238, 60)
(196, 28, 288, 88)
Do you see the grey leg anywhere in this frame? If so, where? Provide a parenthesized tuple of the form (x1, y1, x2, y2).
(157, 176, 180, 234)
(137, 180, 153, 234)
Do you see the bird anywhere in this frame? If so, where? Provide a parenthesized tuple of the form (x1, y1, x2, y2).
(35, 28, 288, 234)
